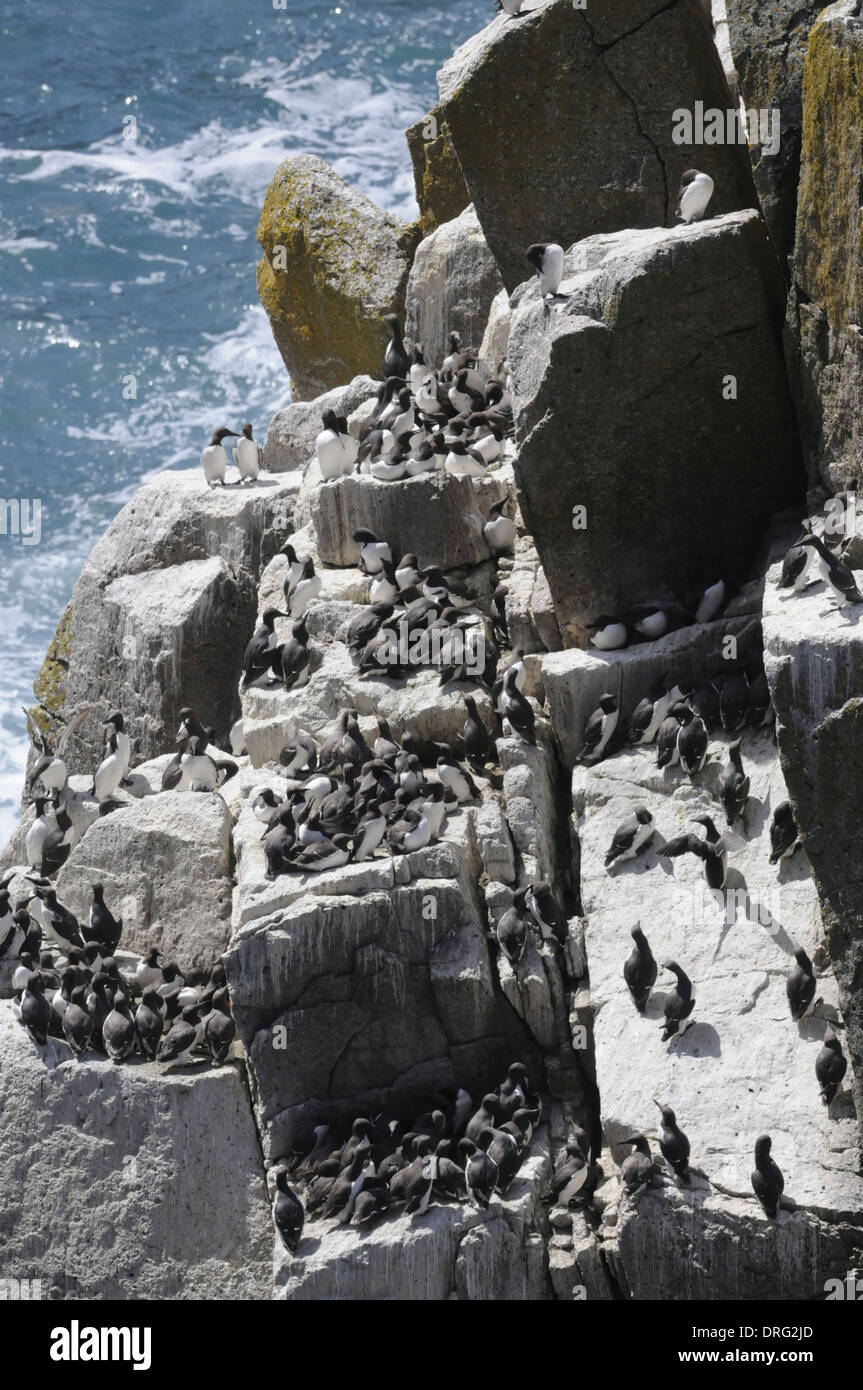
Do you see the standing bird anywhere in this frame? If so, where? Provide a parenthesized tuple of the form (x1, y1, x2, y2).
(799, 534, 863, 605)
(676, 705, 708, 777)
(654, 1102, 691, 1184)
(786, 947, 817, 1022)
(581, 693, 619, 764)
(242, 609, 285, 689)
(718, 739, 749, 827)
(620, 1135, 660, 1197)
(463, 696, 491, 768)
(498, 666, 536, 744)
(660, 960, 696, 1041)
(675, 169, 715, 223)
(460, 1134, 499, 1210)
(751, 1135, 784, 1219)
(526, 242, 565, 298)
(62, 985, 93, 1058)
(204, 987, 236, 1065)
(232, 422, 262, 483)
(20, 972, 52, 1045)
(623, 924, 657, 1013)
(769, 801, 800, 865)
(89, 884, 122, 955)
(200, 427, 237, 487)
(605, 807, 654, 868)
(496, 887, 531, 965)
(279, 618, 312, 692)
(93, 731, 125, 803)
(286, 558, 322, 620)
(816, 1027, 847, 1106)
(103, 985, 136, 1064)
(382, 313, 409, 380)
(272, 1169, 305, 1254)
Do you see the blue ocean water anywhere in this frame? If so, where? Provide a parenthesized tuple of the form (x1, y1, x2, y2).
(0, 0, 488, 840)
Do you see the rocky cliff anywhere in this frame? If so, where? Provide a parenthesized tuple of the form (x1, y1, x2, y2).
(3, 0, 863, 1303)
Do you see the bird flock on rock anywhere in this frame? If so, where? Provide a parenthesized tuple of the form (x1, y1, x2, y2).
(574, 561, 851, 1216)
(270, 1062, 551, 1253)
(2, 874, 234, 1069)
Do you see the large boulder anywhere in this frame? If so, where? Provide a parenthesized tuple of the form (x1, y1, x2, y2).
(304, 464, 511, 572)
(56, 791, 234, 968)
(763, 548, 863, 1133)
(784, 2, 863, 490)
(437, 0, 757, 291)
(224, 832, 540, 1158)
(405, 205, 504, 368)
(0, 1004, 271, 1299)
(263, 376, 378, 473)
(405, 105, 471, 236)
(30, 470, 300, 776)
(256, 155, 419, 400)
(508, 212, 803, 647)
(722, 1, 832, 263)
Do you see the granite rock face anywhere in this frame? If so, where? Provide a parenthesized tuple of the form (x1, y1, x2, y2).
(764, 554, 863, 1133)
(405, 105, 471, 236)
(56, 791, 235, 968)
(306, 465, 510, 572)
(405, 204, 504, 368)
(722, 0, 832, 263)
(549, 602, 863, 1298)
(437, 0, 757, 291)
(32, 470, 300, 775)
(784, 2, 863, 490)
(0, 1004, 272, 1300)
(509, 213, 803, 646)
(256, 155, 419, 400)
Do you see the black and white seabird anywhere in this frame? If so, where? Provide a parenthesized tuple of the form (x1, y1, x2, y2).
(273, 1169, 305, 1253)
(496, 887, 531, 964)
(769, 801, 800, 864)
(751, 1134, 784, 1219)
(204, 987, 236, 1065)
(526, 242, 564, 298)
(484, 500, 516, 555)
(718, 739, 749, 826)
(605, 807, 654, 868)
(623, 924, 657, 1013)
(551, 1131, 591, 1206)
(498, 666, 536, 745)
(461, 1134, 499, 1210)
(525, 880, 566, 945)
(816, 1027, 847, 1106)
(353, 529, 392, 577)
(676, 169, 715, 223)
(620, 1135, 660, 1197)
(286, 557, 322, 619)
(786, 947, 817, 1022)
(676, 705, 708, 777)
(134, 991, 164, 1060)
(695, 578, 726, 625)
(381, 313, 409, 381)
(719, 670, 750, 734)
(279, 618, 311, 691)
(89, 884, 122, 955)
(20, 972, 52, 1045)
(232, 422, 263, 483)
(62, 985, 93, 1058)
(103, 985, 136, 1064)
(654, 1102, 691, 1185)
(800, 534, 863, 605)
(588, 616, 630, 651)
(660, 814, 727, 891)
(581, 693, 618, 764)
(660, 960, 696, 1040)
(242, 609, 285, 688)
(201, 427, 237, 487)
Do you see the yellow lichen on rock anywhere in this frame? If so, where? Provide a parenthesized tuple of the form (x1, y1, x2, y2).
(256, 155, 420, 401)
